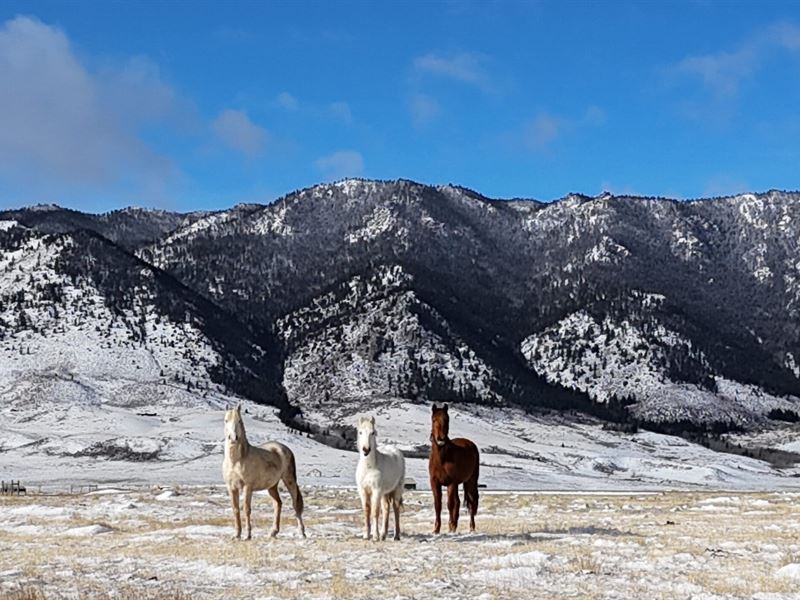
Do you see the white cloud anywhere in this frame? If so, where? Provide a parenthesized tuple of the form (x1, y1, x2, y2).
(671, 47, 758, 97)
(314, 150, 364, 179)
(0, 16, 178, 189)
(516, 106, 605, 153)
(275, 91, 299, 111)
(409, 93, 441, 129)
(212, 109, 268, 159)
(523, 112, 564, 151)
(412, 51, 495, 92)
(668, 21, 800, 97)
(329, 101, 353, 125)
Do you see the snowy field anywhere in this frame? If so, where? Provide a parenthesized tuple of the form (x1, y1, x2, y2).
(2, 487, 800, 599)
(3, 390, 800, 598)
(2, 396, 800, 492)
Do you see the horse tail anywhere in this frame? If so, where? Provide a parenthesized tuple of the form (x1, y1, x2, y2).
(283, 448, 304, 517)
(464, 445, 480, 515)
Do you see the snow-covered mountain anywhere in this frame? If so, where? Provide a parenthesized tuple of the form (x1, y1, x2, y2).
(3, 180, 800, 431)
(0, 222, 286, 421)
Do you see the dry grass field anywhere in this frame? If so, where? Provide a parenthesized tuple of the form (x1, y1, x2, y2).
(2, 487, 800, 599)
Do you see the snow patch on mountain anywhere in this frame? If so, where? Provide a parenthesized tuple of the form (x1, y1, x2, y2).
(346, 204, 398, 243)
(670, 225, 703, 261)
(249, 202, 294, 237)
(278, 266, 500, 422)
(584, 236, 629, 265)
(0, 230, 258, 420)
(786, 353, 800, 379)
(521, 301, 799, 426)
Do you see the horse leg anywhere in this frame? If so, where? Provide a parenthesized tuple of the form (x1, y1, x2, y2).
(229, 487, 242, 540)
(431, 481, 443, 534)
(447, 483, 460, 533)
(380, 494, 391, 541)
(267, 485, 282, 538)
(465, 476, 479, 533)
(283, 478, 306, 538)
(359, 487, 371, 540)
(243, 485, 254, 540)
(392, 489, 402, 541)
(371, 491, 382, 542)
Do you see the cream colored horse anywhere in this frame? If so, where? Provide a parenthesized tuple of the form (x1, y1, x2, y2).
(222, 405, 306, 540)
(355, 416, 405, 541)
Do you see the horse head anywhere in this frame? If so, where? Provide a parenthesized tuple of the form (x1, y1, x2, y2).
(356, 415, 376, 457)
(431, 403, 450, 447)
(224, 403, 245, 444)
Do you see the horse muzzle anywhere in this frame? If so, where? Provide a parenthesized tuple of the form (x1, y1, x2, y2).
(435, 438, 446, 447)
(362, 447, 371, 456)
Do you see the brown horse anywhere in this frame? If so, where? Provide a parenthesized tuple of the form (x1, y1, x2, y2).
(428, 403, 480, 533)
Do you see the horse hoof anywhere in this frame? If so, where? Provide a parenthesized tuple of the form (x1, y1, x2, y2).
(394, 534, 400, 541)
(362, 534, 370, 540)
(269, 529, 279, 538)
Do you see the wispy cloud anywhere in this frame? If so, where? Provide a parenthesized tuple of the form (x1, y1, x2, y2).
(212, 109, 268, 158)
(329, 101, 353, 125)
(523, 112, 564, 151)
(314, 150, 364, 179)
(408, 93, 441, 129)
(412, 51, 496, 93)
(671, 47, 758, 97)
(0, 16, 180, 190)
(275, 91, 299, 111)
(667, 21, 800, 98)
(518, 106, 606, 153)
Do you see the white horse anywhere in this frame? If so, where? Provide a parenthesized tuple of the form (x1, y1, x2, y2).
(355, 415, 405, 541)
(222, 404, 306, 540)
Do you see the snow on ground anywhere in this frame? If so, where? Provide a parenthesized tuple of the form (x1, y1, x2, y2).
(0, 396, 351, 490)
(2, 397, 800, 492)
(1, 488, 799, 599)
(727, 424, 800, 454)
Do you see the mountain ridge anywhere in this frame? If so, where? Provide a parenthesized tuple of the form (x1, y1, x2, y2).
(2, 179, 799, 432)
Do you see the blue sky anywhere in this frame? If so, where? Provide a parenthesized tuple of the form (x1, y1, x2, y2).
(1, 1, 800, 212)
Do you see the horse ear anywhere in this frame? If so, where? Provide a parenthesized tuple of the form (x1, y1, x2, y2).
(443, 403, 448, 412)
(431, 403, 437, 413)
(370, 415, 375, 426)
(235, 403, 241, 414)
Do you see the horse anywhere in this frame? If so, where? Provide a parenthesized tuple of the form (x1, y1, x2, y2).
(355, 415, 405, 541)
(428, 403, 480, 534)
(222, 404, 306, 540)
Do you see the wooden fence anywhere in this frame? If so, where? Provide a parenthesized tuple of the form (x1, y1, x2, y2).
(0, 480, 26, 495)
